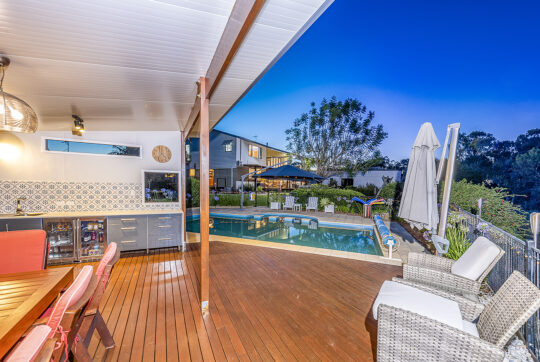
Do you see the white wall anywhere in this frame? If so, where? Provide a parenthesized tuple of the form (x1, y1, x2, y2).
(238, 139, 266, 167)
(323, 170, 403, 188)
(0, 131, 181, 182)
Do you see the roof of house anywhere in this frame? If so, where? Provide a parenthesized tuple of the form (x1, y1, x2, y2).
(212, 129, 289, 154)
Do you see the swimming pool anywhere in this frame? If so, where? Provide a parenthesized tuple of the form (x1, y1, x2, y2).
(186, 214, 382, 256)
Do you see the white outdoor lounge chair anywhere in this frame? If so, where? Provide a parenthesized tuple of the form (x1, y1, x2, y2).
(395, 236, 504, 295)
(375, 271, 540, 361)
(283, 196, 295, 210)
(305, 197, 318, 212)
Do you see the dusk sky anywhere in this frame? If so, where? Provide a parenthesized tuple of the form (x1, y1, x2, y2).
(218, 0, 540, 160)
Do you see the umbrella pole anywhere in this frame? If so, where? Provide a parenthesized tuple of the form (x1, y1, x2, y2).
(438, 123, 460, 238)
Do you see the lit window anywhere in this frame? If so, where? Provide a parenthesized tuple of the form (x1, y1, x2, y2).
(223, 140, 233, 152)
(249, 144, 262, 158)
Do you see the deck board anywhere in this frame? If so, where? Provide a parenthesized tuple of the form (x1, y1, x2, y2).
(86, 241, 399, 361)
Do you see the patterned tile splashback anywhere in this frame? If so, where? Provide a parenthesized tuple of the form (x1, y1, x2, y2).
(0, 181, 180, 214)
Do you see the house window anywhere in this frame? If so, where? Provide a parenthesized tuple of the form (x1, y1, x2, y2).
(44, 138, 141, 157)
(249, 144, 262, 159)
(223, 140, 233, 152)
(341, 178, 354, 187)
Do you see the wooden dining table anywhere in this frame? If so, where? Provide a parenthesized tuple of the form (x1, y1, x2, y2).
(0, 267, 73, 358)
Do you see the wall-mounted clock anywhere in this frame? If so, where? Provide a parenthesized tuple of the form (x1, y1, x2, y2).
(152, 145, 172, 163)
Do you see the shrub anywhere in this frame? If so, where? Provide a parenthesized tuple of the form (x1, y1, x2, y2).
(355, 183, 378, 197)
(378, 181, 403, 219)
(186, 177, 200, 207)
(291, 184, 365, 212)
(444, 212, 471, 260)
(449, 180, 530, 239)
(379, 181, 400, 200)
(268, 192, 282, 203)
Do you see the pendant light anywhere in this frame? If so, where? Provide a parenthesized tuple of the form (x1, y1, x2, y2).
(0, 56, 38, 133)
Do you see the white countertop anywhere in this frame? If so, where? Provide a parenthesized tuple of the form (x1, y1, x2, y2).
(0, 209, 183, 219)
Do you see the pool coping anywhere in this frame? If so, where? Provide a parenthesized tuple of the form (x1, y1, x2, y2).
(185, 213, 402, 266)
(187, 212, 403, 265)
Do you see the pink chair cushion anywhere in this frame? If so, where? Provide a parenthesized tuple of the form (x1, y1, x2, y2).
(5, 325, 52, 362)
(46, 265, 93, 337)
(95, 242, 117, 278)
(0, 230, 47, 274)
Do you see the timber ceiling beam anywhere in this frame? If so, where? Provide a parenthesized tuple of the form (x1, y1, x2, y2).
(181, 0, 266, 138)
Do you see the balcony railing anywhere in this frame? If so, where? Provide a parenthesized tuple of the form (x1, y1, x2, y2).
(456, 207, 539, 357)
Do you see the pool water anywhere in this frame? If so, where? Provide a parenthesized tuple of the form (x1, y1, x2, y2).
(186, 216, 382, 256)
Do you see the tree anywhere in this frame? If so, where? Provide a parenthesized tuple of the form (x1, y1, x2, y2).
(285, 97, 387, 177)
(455, 128, 539, 212)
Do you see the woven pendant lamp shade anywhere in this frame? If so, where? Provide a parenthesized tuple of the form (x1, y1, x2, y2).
(0, 90, 38, 133)
(0, 56, 38, 133)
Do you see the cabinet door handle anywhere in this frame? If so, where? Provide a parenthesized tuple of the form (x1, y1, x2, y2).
(157, 225, 171, 228)
(158, 216, 172, 220)
(121, 227, 137, 230)
(120, 240, 136, 244)
(158, 237, 172, 241)
(121, 218, 136, 221)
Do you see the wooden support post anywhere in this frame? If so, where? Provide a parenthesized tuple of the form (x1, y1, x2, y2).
(180, 130, 187, 248)
(199, 77, 210, 311)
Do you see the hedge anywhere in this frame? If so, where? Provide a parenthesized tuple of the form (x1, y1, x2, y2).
(291, 184, 365, 212)
(210, 193, 268, 207)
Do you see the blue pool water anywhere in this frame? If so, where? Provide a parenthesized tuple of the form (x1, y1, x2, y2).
(186, 214, 382, 256)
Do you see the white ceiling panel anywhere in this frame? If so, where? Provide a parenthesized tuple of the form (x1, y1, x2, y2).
(4, 56, 198, 102)
(0, 0, 333, 131)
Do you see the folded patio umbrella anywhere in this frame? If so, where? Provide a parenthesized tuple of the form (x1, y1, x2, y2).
(398, 122, 441, 231)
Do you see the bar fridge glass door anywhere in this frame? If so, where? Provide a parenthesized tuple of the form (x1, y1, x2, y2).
(79, 218, 107, 261)
(45, 219, 77, 265)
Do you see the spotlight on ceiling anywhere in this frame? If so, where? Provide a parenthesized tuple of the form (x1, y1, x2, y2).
(72, 114, 85, 136)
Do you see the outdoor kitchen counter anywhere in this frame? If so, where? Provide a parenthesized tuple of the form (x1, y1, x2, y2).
(0, 209, 182, 219)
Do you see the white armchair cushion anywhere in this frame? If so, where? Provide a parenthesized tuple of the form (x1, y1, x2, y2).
(373, 281, 464, 330)
(462, 320, 479, 337)
(451, 236, 500, 280)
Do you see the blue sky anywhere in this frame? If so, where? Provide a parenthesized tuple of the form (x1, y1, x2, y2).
(218, 0, 540, 160)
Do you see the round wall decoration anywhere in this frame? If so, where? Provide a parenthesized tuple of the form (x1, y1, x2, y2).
(152, 145, 172, 163)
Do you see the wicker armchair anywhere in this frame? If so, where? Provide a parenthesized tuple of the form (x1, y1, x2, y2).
(377, 271, 540, 362)
(401, 238, 504, 295)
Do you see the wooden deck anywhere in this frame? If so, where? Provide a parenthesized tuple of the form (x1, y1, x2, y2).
(86, 241, 401, 361)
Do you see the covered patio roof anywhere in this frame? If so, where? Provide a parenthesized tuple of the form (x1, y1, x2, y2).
(0, 0, 333, 133)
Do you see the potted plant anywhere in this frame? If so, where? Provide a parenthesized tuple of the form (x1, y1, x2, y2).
(269, 192, 281, 210)
(320, 198, 334, 213)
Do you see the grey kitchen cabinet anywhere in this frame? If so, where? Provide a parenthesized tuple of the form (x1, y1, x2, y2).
(107, 213, 183, 252)
(147, 214, 182, 249)
(107, 215, 148, 251)
(0, 218, 43, 232)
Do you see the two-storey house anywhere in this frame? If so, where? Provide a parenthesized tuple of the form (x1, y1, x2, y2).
(187, 130, 289, 190)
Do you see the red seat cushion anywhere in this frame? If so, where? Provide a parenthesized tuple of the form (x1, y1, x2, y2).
(0, 230, 47, 274)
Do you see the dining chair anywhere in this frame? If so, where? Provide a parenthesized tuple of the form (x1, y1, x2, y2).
(6, 265, 96, 362)
(0, 230, 48, 274)
(69, 242, 120, 359)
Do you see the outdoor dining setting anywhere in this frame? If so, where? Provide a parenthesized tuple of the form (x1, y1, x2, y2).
(0, 229, 120, 361)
